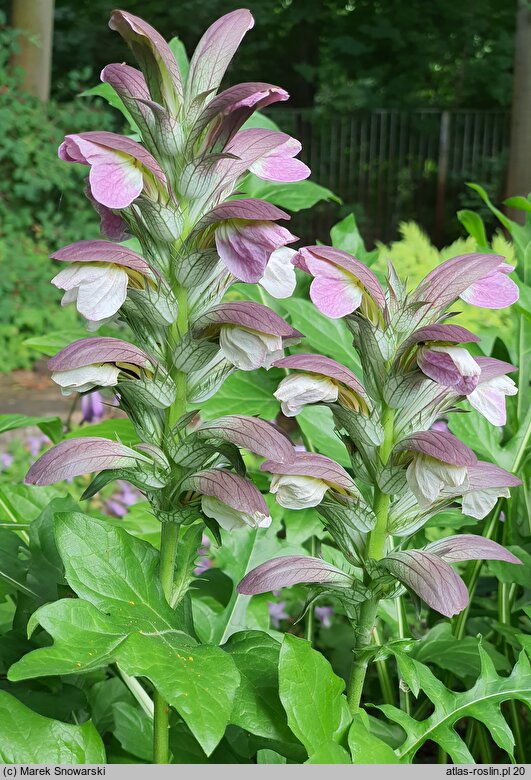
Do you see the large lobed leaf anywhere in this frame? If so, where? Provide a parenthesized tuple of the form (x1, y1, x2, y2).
(380, 645, 531, 762)
(0, 690, 105, 763)
(9, 513, 239, 756)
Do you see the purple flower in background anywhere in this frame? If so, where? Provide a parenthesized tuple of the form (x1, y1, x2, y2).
(26, 433, 49, 458)
(0, 453, 14, 470)
(431, 419, 450, 433)
(315, 605, 334, 628)
(194, 534, 213, 575)
(105, 479, 141, 517)
(81, 391, 105, 423)
(268, 600, 289, 628)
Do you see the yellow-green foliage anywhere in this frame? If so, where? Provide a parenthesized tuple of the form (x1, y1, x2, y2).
(375, 222, 515, 343)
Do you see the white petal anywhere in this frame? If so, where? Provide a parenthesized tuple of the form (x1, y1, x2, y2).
(76, 265, 129, 321)
(274, 374, 338, 417)
(406, 455, 467, 506)
(219, 326, 283, 371)
(259, 247, 297, 299)
(51, 364, 120, 394)
(201, 495, 271, 531)
(270, 474, 329, 509)
(462, 487, 509, 519)
(431, 346, 481, 378)
(468, 386, 507, 426)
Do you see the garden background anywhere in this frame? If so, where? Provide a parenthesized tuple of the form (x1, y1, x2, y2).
(0, 0, 530, 765)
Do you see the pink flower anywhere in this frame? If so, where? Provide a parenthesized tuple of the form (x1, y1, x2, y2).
(460, 263, 519, 309)
(293, 246, 386, 321)
(226, 129, 310, 183)
(204, 199, 296, 283)
(59, 131, 167, 209)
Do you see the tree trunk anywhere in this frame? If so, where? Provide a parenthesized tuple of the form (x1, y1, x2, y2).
(506, 0, 531, 215)
(10, 0, 55, 102)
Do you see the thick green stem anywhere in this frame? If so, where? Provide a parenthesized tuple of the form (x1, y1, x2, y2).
(367, 404, 395, 560)
(305, 536, 317, 643)
(153, 282, 189, 764)
(347, 403, 396, 712)
(153, 522, 180, 763)
(373, 626, 395, 705)
(347, 598, 378, 713)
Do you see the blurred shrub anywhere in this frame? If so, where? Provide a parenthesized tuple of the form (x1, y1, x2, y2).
(0, 18, 116, 245)
(0, 235, 78, 371)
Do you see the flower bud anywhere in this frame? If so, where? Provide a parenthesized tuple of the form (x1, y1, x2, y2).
(269, 473, 329, 509)
(201, 495, 271, 531)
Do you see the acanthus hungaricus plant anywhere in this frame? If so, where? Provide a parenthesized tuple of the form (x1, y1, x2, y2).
(238, 245, 525, 734)
(11, 8, 310, 764)
(3, 7, 529, 768)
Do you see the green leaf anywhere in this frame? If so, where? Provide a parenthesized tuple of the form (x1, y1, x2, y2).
(411, 623, 509, 678)
(257, 748, 287, 763)
(24, 329, 89, 356)
(503, 195, 531, 213)
(242, 111, 281, 132)
(9, 513, 238, 755)
(297, 405, 351, 466)
(0, 484, 65, 531)
(168, 36, 189, 81)
(0, 528, 32, 598)
(0, 413, 63, 443)
(278, 633, 351, 757)
(119, 633, 239, 756)
(242, 176, 340, 212)
(488, 545, 531, 587)
(201, 369, 281, 419)
(330, 213, 369, 259)
(378, 646, 531, 762)
(64, 418, 140, 446)
(457, 209, 488, 247)
(348, 713, 400, 763)
(0, 690, 105, 763)
(279, 298, 361, 373)
(172, 524, 203, 607)
(306, 742, 351, 763)
(80, 83, 139, 133)
(223, 630, 293, 743)
(448, 409, 509, 467)
(113, 701, 153, 761)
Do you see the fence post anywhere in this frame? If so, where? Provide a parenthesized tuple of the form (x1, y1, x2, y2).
(434, 110, 450, 247)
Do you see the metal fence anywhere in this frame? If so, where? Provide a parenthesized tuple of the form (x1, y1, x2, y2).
(270, 108, 510, 247)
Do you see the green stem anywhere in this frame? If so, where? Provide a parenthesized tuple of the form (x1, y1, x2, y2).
(347, 403, 395, 712)
(153, 282, 189, 764)
(367, 404, 395, 560)
(396, 597, 411, 715)
(373, 626, 395, 705)
(347, 598, 378, 714)
(452, 505, 501, 640)
(305, 536, 316, 643)
(153, 523, 180, 763)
